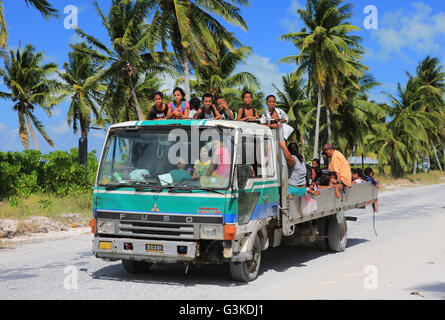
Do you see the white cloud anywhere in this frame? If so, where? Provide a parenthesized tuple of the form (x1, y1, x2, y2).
(159, 73, 180, 94)
(51, 107, 62, 117)
(235, 53, 285, 96)
(281, 0, 305, 33)
(91, 130, 105, 139)
(48, 121, 70, 135)
(371, 2, 445, 61)
(0, 122, 7, 131)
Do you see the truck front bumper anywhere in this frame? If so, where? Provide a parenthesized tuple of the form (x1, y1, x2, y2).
(93, 236, 199, 263)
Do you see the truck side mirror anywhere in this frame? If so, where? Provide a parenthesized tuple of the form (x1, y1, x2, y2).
(78, 137, 88, 166)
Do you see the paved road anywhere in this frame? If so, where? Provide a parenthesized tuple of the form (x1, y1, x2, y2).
(1, 184, 445, 300)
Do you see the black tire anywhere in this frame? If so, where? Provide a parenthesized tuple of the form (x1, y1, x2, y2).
(121, 259, 152, 273)
(229, 235, 261, 282)
(313, 217, 329, 251)
(327, 211, 347, 252)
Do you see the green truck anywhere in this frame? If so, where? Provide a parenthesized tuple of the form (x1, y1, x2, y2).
(82, 119, 378, 282)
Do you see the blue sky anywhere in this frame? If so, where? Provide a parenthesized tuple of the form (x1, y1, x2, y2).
(0, 0, 444, 155)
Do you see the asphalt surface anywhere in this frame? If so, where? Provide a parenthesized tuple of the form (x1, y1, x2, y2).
(1, 183, 445, 300)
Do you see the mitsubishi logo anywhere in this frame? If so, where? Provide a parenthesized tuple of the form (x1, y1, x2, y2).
(151, 203, 160, 212)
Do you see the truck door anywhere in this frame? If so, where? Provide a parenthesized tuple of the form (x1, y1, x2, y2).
(235, 135, 278, 224)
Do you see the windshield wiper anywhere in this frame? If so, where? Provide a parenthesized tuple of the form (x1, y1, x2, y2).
(171, 187, 225, 195)
(103, 181, 162, 191)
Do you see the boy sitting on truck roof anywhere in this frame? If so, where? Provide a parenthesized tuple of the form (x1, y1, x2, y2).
(236, 91, 259, 122)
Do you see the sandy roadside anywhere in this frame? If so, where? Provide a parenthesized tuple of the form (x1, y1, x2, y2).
(0, 227, 91, 246)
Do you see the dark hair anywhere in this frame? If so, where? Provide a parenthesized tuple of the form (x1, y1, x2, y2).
(319, 174, 330, 186)
(152, 91, 163, 100)
(364, 167, 374, 177)
(173, 87, 186, 101)
(287, 143, 304, 163)
(312, 158, 320, 167)
(329, 171, 338, 179)
(266, 95, 276, 101)
(242, 91, 252, 99)
(202, 93, 214, 102)
(356, 168, 366, 179)
(216, 96, 225, 101)
(189, 97, 201, 109)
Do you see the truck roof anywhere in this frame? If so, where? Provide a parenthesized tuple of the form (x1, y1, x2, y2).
(109, 120, 274, 135)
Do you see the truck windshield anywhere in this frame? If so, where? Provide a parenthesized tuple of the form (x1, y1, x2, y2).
(97, 126, 233, 190)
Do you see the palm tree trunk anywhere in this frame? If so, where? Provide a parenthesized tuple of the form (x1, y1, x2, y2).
(427, 156, 431, 173)
(412, 155, 417, 175)
(300, 136, 306, 163)
(25, 111, 39, 151)
(443, 145, 445, 172)
(313, 84, 322, 160)
(183, 52, 191, 102)
(128, 76, 143, 121)
(325, 105, 332, 144)
(433, 146, 443, 171)
(80, 117, 88, 139)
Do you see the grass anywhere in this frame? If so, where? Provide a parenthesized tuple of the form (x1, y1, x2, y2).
(0, 192, 93, 223)
(375, 170, 445, 191)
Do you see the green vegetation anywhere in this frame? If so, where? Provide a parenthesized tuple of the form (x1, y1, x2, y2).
(0, 149, 97, 199)
(0, 149, 97, 221)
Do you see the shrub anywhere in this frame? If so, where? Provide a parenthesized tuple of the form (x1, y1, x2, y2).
(0, 148, 98, 199)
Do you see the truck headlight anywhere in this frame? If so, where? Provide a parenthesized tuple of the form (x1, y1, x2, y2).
(200, 225, 224, 240)
(97, 220, 115, 234)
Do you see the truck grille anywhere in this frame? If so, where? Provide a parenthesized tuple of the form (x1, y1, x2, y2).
(118, 221, 196, 240)
(95, 211, 223, 241)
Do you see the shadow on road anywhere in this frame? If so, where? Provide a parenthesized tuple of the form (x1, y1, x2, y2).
(90, 237, 369, 286)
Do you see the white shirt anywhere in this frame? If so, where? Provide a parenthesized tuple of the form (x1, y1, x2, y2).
(261, 107, 289, 122)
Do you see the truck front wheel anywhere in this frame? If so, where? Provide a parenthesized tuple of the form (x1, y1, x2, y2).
(229, 235, 261, 282)
(121, 260, 152, 273)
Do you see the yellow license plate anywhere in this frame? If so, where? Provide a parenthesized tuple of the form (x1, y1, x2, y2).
(145, 243, 163, 252)
(99, 241, 113, 250)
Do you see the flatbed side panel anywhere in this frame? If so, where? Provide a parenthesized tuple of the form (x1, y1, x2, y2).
(284, 183, 378, 227)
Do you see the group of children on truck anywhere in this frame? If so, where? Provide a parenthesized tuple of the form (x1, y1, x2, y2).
(146, 87, 288, 125)
(306, 163, 380, 211)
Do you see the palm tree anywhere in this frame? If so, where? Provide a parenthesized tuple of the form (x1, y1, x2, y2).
(366, 123, 410, 178)
(59, 43, 107, 138)
(0, 43, 62, 150)
(177, 44, 259, 97)
(412, 56, 445, 171)
(330, 73, 385, 158)
(381, 77, 441, 176)
(74, 0, 168, 121)
(144, 0, 249, 101)
(274, 74, 315, 160)
(0, 0, 58, 48)
(279, 0, 366, 159)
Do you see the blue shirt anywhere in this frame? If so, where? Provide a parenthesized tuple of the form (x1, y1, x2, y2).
(365, 176, 377, 186)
